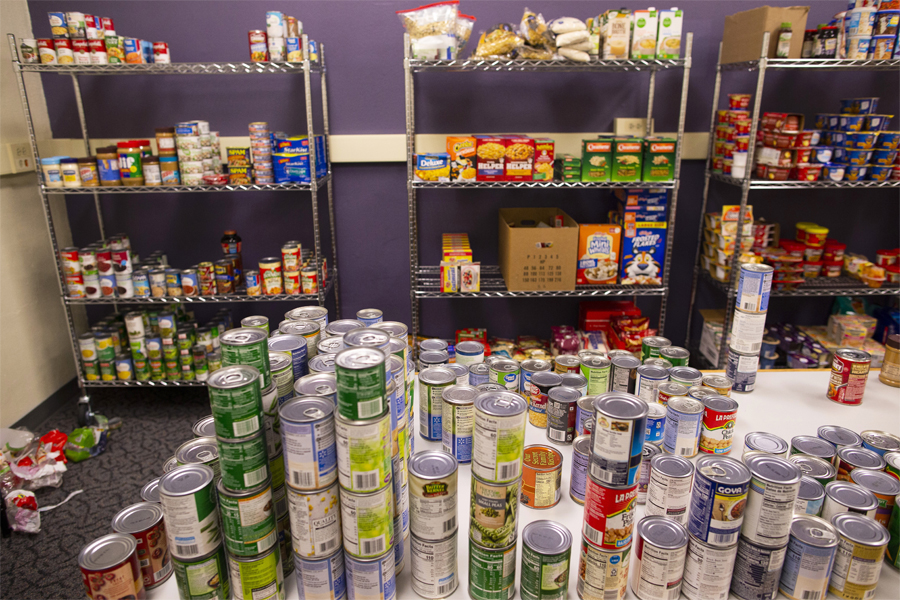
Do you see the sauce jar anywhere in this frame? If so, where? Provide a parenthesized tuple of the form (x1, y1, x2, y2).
(142, 156, 161, 186)
(96, 146, 121, 186)
(61, 157, 82, 187)
(41, 156, 64, 188)
(117, 141, 144, 186)
(159, 156, 180, 185)
(155, 127, 176, 156)
(880, 334, 900, 388)
(78, 157, 99, 187)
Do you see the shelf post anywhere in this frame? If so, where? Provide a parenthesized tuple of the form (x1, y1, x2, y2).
(404, 34, 420, 348)
(70, 73, 106, 240)
(318, 42, 341, 319)
(302, 34, 326, 311)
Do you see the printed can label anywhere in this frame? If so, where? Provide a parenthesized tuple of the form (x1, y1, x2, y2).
(577, 537, 629, 600)
(282, 418, 337, 490)
(339, 485, 395, 559)
(335, 413, 391, 493)
(687, 471, 749, 547)
(218, 486, 277, 557)
(410, 534, 458, 598)
(160, 484, 221, 560)
(470, 477, 519, 548)
(469, 539, 516, 600)
(520, 541, 571, 600)
(699, 404, 737, 455)
(473, 410, 526, 483)
(287, 484, 342, 558)
(583, 477, 637, 550)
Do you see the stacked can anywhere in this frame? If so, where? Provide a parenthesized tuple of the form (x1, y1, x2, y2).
(249, 122, 274, 184)
(578, 392, 648, 600)
(726, 264, 774, 393)
(174, 120, 217, 186)
(469, 391, 526, 600)
(333, 345, 397, 598)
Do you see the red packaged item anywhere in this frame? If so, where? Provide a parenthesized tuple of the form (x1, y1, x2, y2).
(579, 300, 641, 332)
(41, 430, 69, 463)
(760, 112, 804, 133)
(503, 136, 535, 182)
(475, 136, 507, 181)
(790, 163, 823, 182)
(824, 261, 843, 277)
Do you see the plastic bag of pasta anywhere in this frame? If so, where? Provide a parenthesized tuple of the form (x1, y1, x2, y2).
(515, 45, 555, 60)
(473, 24, 524, 58)
(519, 8, 554, 49)
(455, 14, 476, 56)
(397, 1, 459, 60)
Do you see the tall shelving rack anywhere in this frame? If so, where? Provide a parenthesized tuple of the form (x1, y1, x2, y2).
(7, 35, 341, 408)
(404, 33, 693, 347)
(685, 34, 900, 368)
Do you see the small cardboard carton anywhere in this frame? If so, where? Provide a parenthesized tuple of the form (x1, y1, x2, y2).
(581, 139, 613, 181)
(632, 9, 659, 59)
(446, 136, 476, 181)
(577, 224, 622, 285)
(498, 208, 578, 291)
(504, 136, 535, 182)
(620, 221, 667, 285)
(601, 9, 632, 59)
(642, 137, 676, 181)
(656, 8, 683, 59)
(533, 139, 555, 181)
(721, 6, 810, 64)
(611, 138, 643, 182)
(475, 136, 507, 181)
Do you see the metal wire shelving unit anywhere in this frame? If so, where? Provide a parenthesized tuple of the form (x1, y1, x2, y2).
(685, 34, 900, 368)
(404, 33, 693, 345)
(8, 33, 341, 405)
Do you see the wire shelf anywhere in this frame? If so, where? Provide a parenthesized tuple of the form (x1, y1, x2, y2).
(415, 265, 667, 298)
(16, 61, 321, 75)
(709, 171, 900, 189)
(721, 58, 900, 72)
(701, 269, 900, 298)
(43, 174, 331, 195)
(81, 378, 207, 388)
(409, 57, 688, 73)
(412, 179, 675, 190)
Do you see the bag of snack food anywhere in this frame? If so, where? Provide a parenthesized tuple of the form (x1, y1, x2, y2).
(456, 14, 476, 55)
(397, 1, 459, 60)
(473, 24, 524, 58)
(519, 8, 553, 49)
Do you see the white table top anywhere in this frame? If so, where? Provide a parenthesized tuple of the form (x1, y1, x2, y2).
(150, 369, 900, 600)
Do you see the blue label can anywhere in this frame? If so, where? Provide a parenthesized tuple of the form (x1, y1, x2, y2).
(393, 514, 405, 572)
(278, 397, 338, 490)
(269, 334, 309, 381)
(778, 515, 837, 600)
(468, 363, 490, 387)
(345, 550, 396, 600)
(570, 436, 590, 504)
(441, 385, 476, 464)
(645, 403, 666, 445)
(663, 397, 704, 458)
(132, 270, 150, 297)
(294, 548, 347, 600)
(123, 37, 141, 62)
(736, 263, 774, 313)
(687, 456, 751, 547)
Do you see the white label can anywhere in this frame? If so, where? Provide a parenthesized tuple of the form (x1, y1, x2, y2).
(287, 483, 342, 558)
(645, 455, 694, 525)
(729, 310, 768, 354)
(742, 454, 802, 547)
(411, 533, 459, 598)
(682, 534, 737, 600)
(630, 516, 689, 600)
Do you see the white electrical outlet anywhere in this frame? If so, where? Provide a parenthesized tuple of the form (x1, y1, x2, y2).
(614, 118, 653, 136)
(2, 143, 35, 174)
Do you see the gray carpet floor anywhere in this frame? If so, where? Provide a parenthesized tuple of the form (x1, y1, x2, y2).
(0, 387, 211, 600)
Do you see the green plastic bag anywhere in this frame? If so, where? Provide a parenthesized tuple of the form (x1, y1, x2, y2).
(64, 428, 95, 463)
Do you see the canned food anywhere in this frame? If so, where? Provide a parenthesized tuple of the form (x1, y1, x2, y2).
(520, 445, 562, 510)
(630, 516, 688, 600)
(158, 465, 220, 560)
(340, 483, 394, 558)
(656, 381, 688, 407)
(736, 263, 774, 313)
(575, 396, 595, 435)
(836, 446, 885, 481)
(577, 535, 630, 600)
(489, 359, 520, 392)
(663, 396, 704, 458)
(635, 365, 669, 404)
(744, 432, 789, 458)
(141, 478, 160, 504)
(729, 309, 767, 354)
(730, 536, 786, 600)
(111, 502, 173, 589)
(725, 349, 758, 393)
(829, 512, 889, 600)
(293, 549, 346, 600)
(268, 334, 308, 382)
(818, 425, 863, 457)
(441, 384, 476, 463)
(334, 410, 391, 493)
(79, 533, 145, 600)
(469, 538, 516, 600)
(688, 456, 751, 547)
(559, 372, 587, 396)
(580, 355, 611, 395)
(570, 435, 590, 505)
(520, 520, 573, 600)
(345, 550, 397, 600)
(742, 453, 802, 547)
(175, 437, 221, 480)
(791, 435, 838, 462)
(546, 386, 579, 444)
(335, 347, 387, 421)
(589, 392, 648, 487)
(788, 454, 838, 486)
(779, 515, 838, 600)
(669, 366, 703, 388)
(637, 443, 662, 505)
(794, 475, 826, 516)
(294, 373, 337, 404)
(171, 545, 230, 600)
(584, 474, 637, 550)
(221, 328, 271, 388)
(701, 374, 734, 396)
(860, 429, 900, 456)
(216, 479, 277, 557)
(610, 355, 641, 393)
(699, 395, 738, 455)
(641, 336, 671, 360)
(408, 451, 458, 542)
(472, 392, 527, 483)
(888, 493, 900, 568)
(885, 452, 900, 480)
(468, 363, 490, 387)
(646, 454, 694, 524)
(227, 545, 284, 600)
(417, 366, 454, 441)
(660, 346, 690, 367)
(553, 355, 580, 375)
(410, 533, 458, 598)
(827, 348, 871, 406)
(286, 482, 342, 558)
(681, 534, 737, 600)
(519, 358, 551, 396)
(527, 371, 562, 428)
(849, 468, 900, 526)
(470, 475, 519, 548)
(279, 396, 337, 490)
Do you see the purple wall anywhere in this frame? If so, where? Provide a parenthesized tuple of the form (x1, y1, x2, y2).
(27, 1, 899, 344)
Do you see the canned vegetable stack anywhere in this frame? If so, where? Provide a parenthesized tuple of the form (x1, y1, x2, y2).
(726, 263, 774, 393)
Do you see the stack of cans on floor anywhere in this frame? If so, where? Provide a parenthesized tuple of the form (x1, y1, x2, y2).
(726, 263, 775, 393)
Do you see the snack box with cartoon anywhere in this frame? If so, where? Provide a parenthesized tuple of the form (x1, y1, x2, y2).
(577, 224, 622, 285)
(447, 136, 476, 181)
(621, 223, 667, 285)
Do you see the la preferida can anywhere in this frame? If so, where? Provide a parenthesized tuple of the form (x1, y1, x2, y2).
(469, 537, 516, 600)
(827, 348, 871, 406)
(408, 451, 458, 542)
(292, 548, 346, 600)
(158, 465, 221, 559)
(662, 396, 704, 458)
(227, 544, 285, 600)
(681, 534, 738, 600)
(334, 410, 391, 493)
(546, 386, 579, 444)
(441, 384, 477, 463)
(472, 392, 527, 483)
(470, 475, 519, 548)
(216, 479, 277, 557)
(570, 435, 591, 505)
(207, 365, 264, 439)
(419, 366, 456, 441)
(589, 392, 648, 487)
(287, 482, 342, 558)
(583, 474, 638, 550)
(645, 454, 694, 524)
(171, 544, 230, 600)
(527, 371, 562, 428)
(630, 516, 689, 600)
(345, 550, 396, 600)
(741, 453, 802, 547)
(279, 396, 338, 490)
(698, 395, 738, 455)
(410, 532, 458, 598)
(687, 456, 751, 547)
(521, 445, 562, 510)
(79, 533, 145, 600)
(778, 515, 838, 600)
(111, 502, 173, 589)
(829, 512, 889, 600)
(335, 347, 387, 421)
(339, 484, 394, 559)
(577, 534, 630, 600)
(520, 520, 573, 600)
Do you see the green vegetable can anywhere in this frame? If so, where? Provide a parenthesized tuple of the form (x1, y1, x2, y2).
(339, 483, 395, 559)
(207, 365, 264, 440)
(159, 465, 221, 560)
(335, 410, 392, 493)
(227, 544, 285, 600)
(469, 537, 517, 600)
(221, 328, 272, 388)
(520, 521, 573, 600)
(470, 475, 519, 548)
(172, 543, 230, 600)
(216, 479, 277, 557)
(335, 347, 387, 421)
(216, 432, 270, 492)
(472, 392, 527, 484)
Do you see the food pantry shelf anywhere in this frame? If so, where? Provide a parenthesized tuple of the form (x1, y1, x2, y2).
(721, 57, 900, 72)
(17, 61, 322, 75)
(700, 269, 899, 298)
(81, 378, 206, 388)
(709, 171, 900, 189)
(41, 174, 331, 194)
(409, 57, 688, 72)
(415, 265, 666, 298)
(411, 179, 674, 189)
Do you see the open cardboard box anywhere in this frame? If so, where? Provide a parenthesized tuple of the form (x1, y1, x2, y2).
(722, 6, 809, 64)
(498, 208, 578, 291)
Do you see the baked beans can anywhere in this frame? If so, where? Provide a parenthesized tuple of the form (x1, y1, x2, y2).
(570, 435, 591, 505)
(520, 445, 562, 510)
(681, 534, 737, 600)
(580, 355, 611, 395)
(779, 515, 839, 600)
(520, 358, 551, 396)
(216, 479, 277, 557)
(669, 366, 703, 388)
(293, 549, 346, 600)
(345, 550, 396, 600)
(860, 430, 900, 456)
(79, 533, 146, 600)
(286, 482, 341, 558)
(688, 456, 751, 547)
(736, 263, 774, 313)
(788, 455, 837, 486)
(635, 365, 669, 404)
(468, 538, 516, 600)
(822, 481, 879, 522)
(279, 396, 337, 490)
(410, 533, 458, 598)
(638, 443, 662, 505)
(418, 366, 456, 440)
(662, 396, 704, 458)
(828, 512, 889, 600)
(659, 346, 690, 367)
(698, 395, 738, 455)
(545, 386, 579, 444)
(520, 520, 573, 600)
(646, 454, 695, 524)
(577, 535, 630, 600)
(583, 474, 637, 550)
(473, 392, 527, 483)
(340, 483, 394, 559)
(408, 451, 458, 542)
(227, 545, 284, 600)
(158, 465, 220, 559)
(644, 403, 666, 445)
(730, 536, 787, 600)
(836, 446, 885, 481)
(610, 355, 641, 393)
(656, 381, 688, 407)
(729, 309, 767, 354)
(172, 544, 230, 600)
(827, 349, 871, 406)
(817, 425, 863, 458)
(441, 384, 476, 463)
(790, 435, 837, 463)
(794, 475, 826, 516)
(849, 468, 900, 526)
(527, 371, 561, 428)
(334, 410, 391, 493)
(216, 432, 270, 492)
(111, 502, 173, 589)
(554, 354, 581, 374)
(589, 392, 648, 487)
(575, 396, 595, 435)
(744, 432, 789, 458)
(630, 516, 688, 600)
(470, 474, 519, 547)
(741, 453, 803, 547)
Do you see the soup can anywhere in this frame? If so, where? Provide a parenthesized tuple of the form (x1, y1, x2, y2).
(788, 454, 838, 486)
(344, 550, 396, 600)
(828, 512, 889, 600)
(662, 396, 704, 458)
(730, 536, 786, 600)
(849, 468, 900, 526)
(699, 395, 738, 455)
(577, 535, 630, 600)
(681, 534, 737, 600)
(441, 384, 477, 463)
(610, 355, 641, 393)
(570, 435, 591, 505)
(656, 381, 688, 406)
(546, 386, 579, 444)
(575, 395, 596, 435)
(334, 410, 391, 493)
(472, 392, 527, 483)
(641, 336, 671, 360)
(635, 365, 669, 404)
(630, 516, 689, 600)
(419, 366, 456, 441)
(79, 533, 145, 600)
(287, 482, 341, 558)
(742, 453, 802, 547)
(827, 349, 871, 406)
(171, 544, 229, 600)
(111, 502, 173, 589)
(589, 392, 648, 487)
(520, 520, 573, 600)
(779, 515, 838, 600)
(860, 430, 900, 456)
(410, 533, 458, 598)
(293, 549, 346, 600)
(688, 456, 751, 547)
(340, 483, 394, 559)
(158, 465, 220, 560)
(527, 371, 562, 428)
(744, 432, 789, 458)
(227, 545, 284, 600)
(638, 443, 662, 505)
(470, 475, 519, 548)
(645, 403, 666, 445)
(646, 454, 694, 525)
(408, 450, 458, 542)
(469, 538, 516, 600)
(520, 445, 562, 510)
(583, 474, 637, 550)
(669, 366, 703, 388)
(660, 346, 690, 367)
(836, 446, 885, 481)
(794, 476, 826, 516)
(520, 358, 551, 396)
(580, 355, 611, 395)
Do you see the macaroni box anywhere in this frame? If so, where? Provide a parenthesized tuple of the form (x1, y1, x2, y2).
(414, 153, 451, 182)
(581, 139, 613, 181)
(533, 139, 555, 181)
(475, 136, 507, 181)
(504, 136, 535, 181)
(447, 136, 476, 181)
(612, 139, 643, 182)
(621, 221, 667, 285)
(577, 224, 622, 285)
(642, 137, 676, 181)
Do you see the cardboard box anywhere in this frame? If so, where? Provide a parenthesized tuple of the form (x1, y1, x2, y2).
(601, 9, 631, 59)
(577, 224, 622, 285)
(612, 139, 643, 182)
(498, 208, 578, 291)
(475, 136, 506, 181)
(581, 139, 613, 181)
(657, 8, 683, 59)
(504, 136, 535, 181)
(721, 6, 810, 64)
(632, 9, 659, 59)
(642, 138, 676, 181)
(533, 139, 555, 181)
(620, 221, 666, 285)
(414, 153, 451, 182)
(579, 300, 641, 331)
(447, 136, 476, 181)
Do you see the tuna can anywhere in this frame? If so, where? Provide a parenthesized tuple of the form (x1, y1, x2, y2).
(207, 365, 263, 439)
(419, 366, 456, 441)
(340, 484, 394, 558)
(527, 371, 562, 428)
(472, 392, 527, 483)
(725, 349, 759, 393)
(570, 435, 591, 505)
(221, 328, 271, 388)
(520, 445, 562, 509)
(469, 363, 490, 386)
(171, 544, 230, 600)
(344, 550, 396, 600)
(699, 395, 738, 455)
(470, 475, 519, 548)
(688, 456, 751, 547)
(790, 435, 837, 463)
(827, 349, 872, 406)
(583, 474, 637, 550)
(159, 465, 220, 559)
(794, 476, 826, 516)
(268, 352, 294, 405)
(410, 533, 458, 598)
(730, 536, 787, 600)
(828, 512, 889, 600)
(630, 516, 689, 600)
(644, 403, 666, 445)
(489, 359, 520, 392)
(669, 366, 703, 388)
(788, 454, 837, 486)
(575, 396, 596, 435)
(554, 355, 581, 374)
(836, 446, 885, 481)
(334, 410, 391, 493)
(646, 454, 695, 524)
(580, 355, 611, 395)
(268, 334, 308, 382)
(860, 429, 900, 456)
(441, 384, 476, 463)
(638, 443, 662, 505)
(546, 386, 579, 444)
(227, 544, 284, 600)
(335, 347, 387, 421)
(520, 520, 573, 600)
(293, 548, 346, 600)
(216, 479, 277, 556)
(176, 436, 221, 480)
(641, 336, 672, 360)
(659, 346, 690, 367)
(589, 392, 648, 487)
(287, 482, 341, 558)
(468, 538, 516, 600)
(742, 453, 802, 547)
(79, 533, 145, 600)
(294, 373, 337, 405)
(635, 365, 669, 404)
(744, 432, 789, 458)
(141, 478, 160, 503)
(408, 451, 458, 542)
(663, 396, 704, 458)
(736, 263, 774, 313)
(656, 381, 688, 407)
(111, 502, 173, 589)
(779, 515, 839, 600)
(576, 535, 630, 600)
(279, 396, 337, 490)
(610, 355, 641, 393)
(701, 374, 734, 396)
(520, 358, 552, 396)
(817, 425, 863, 458)
(681, 534, 737, 600)
(849, 468, 900, 526)
(279, 320, 321, 358)
(455, 340, 485, 366)
(216, 432, 269, 492)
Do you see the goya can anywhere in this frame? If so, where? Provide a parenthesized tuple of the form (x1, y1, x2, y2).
(340, 484, 394, 558)
(207, 366, 263, 439)
(744, 432, 790, 458)
(609, 355, 641, 394)
(583, 474, 637, 550)
(521, 445, 562, 510)
(575, 396, 595, 435)
(159, 465, 221, 559)
(470, 475, 519, 548)
(836, 446, 885, 481)
(287, 482, 342, 558)
(111, 502, 173, 589)
(293, 549, 346, 600)
(469, 538, 516, 600)
(818, 425, 863, 457)
(79, 533, 146, 600)
(736, 263, 774, 313)
(580, 355, 611, 396)
(419, 366, 456, 441)
(589, 392, 648, 487)
(344, 550, 396, 600)
(221, 328, 271, 388)
(635, 365, 669, 404)
(216, 479, 277, 556)
(216, 432, 269, 492)
(171, 544, 230, 600)
(659, 345, 690, 367)
(520, 520, 573, 600)
(849, 467, 900, 526)
(546, 386, 579, 444)
(408, 451, 458, 542)
(335, 347, 387, 421)
(645, 403, 666, 445)
(279, 396, 337, 490)
(630, 516, 689, 600)
(641, 336, 671, 360)
(822, 481, 879, 521)
(788, 454, 837, 486)
(334, 410, 391, 493)
(570, 435, 591, 505)
(520, 358, 551, 397)
(472, 392, 527, 483)
(688, 456, 751, 547)
(698, 395, 738, 455)
(742, 453, 802, 547)
(730, 536, 786, 600)
(779, 515, 839, 600)
(577, 535, 630, 600)
(441, 384, 476, 463)
(527, 371, 562, 428)
(860, 430, 900, 456)
(662, 396, 703, 458)
(410, 533, 458, 598)
(638, 443, 662, 505)
(791, 435, 837, 463)
(681, 534, 737, 600)
(828, 512, 889, 600)
(227, 545, 285, 600)
(176, 437, 221, 480)
(827, 348, 871, 406)
(646, 454, 694, 525)
(794, 476, 826, 516)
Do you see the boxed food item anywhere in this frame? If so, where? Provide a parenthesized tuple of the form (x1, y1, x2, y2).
(721, 205, 754, 236)
(442, 233, 473, 263)
(760, 112, 804, 133)
(504, 136, 535, 181)
(657, 8, 684, 59)
(579, 300, 641, 331)
(440, 262, 459, 292)
(414, 153, 451, 182)
(460, 263, 481, 292)
(631, 9, 659, 59)
(721, 6, 809, 64)
(612, 138, 643, 182)
(533, 139, 555, 181)
(498, 208, 578, 291)
(581, 139, 613, 181)
(475, 135, 506, 181)
(620, 221, 666, 285)
(642, 137, 676, 181)
(615, 188, 668, 207)
(446, 136, 476, 181)
(601, 9, 631, 59)
(577, 224, 622, 284)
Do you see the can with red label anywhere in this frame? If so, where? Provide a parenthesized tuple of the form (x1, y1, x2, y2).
(53, 38, 74, 63)
(301, 269, 318, 294)
(152, 42, 170, 63)
(583, 474, 638, 550)
(37, 39, 56, 64)
(88, 39, 107, 63)
(699, 395, 739, 455)
(72, 39, 90, 63)
(249, 30, 268, 62)
(284, 270, 301, 294)
(827, 348, 871, 406)
(79, 533, 146, 600)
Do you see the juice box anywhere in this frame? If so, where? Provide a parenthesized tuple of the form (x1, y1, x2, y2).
(533, 139, 555, 181)
(504, 136, 535, 181)
(447, 136, 476, 181)
(414, 153, 450, 182)
(577, 225, 622, 284)
(475, 136, 506, 181)
(657, 8, 683, 59)
(621, 222, 667, 285)
(642, 137, 676, 181)
(631, 9, 659, 59)
(581, 139, 613, 181)
(612, 139, 643, 182)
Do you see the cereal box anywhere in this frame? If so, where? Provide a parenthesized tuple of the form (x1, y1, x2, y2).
(533, 139, 555, 181)
(460, 263, 481, 292)
(632, 9, 659, 59)
(621, 222, 667, 285)
(414, 153, 451, 182)
(577, 225, 622, 284)
(581, 139, 613, 181)
(504, 136, 535, 181)
(657, 8, 683, 59)
(447, 136, 476, 181)
(475, 136, 506, 181)
(611, 139, 643, 182)
(642, 137, 676, 181)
